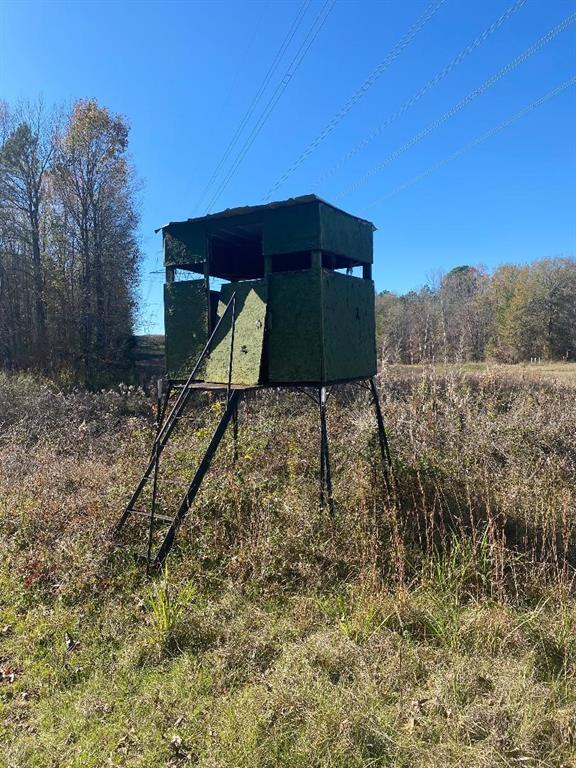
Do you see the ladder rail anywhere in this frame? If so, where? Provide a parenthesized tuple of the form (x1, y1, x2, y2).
(153, 389, 240, 567)
(154, 291, 238, 449)
(114, 291, 237, 534)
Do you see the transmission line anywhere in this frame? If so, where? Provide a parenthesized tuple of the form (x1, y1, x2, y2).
(336, 10, 576, 199)
(261, 0, 447, 202)
(192, 0, 312, 214)
(205, 0, 336, 213)
(317, 0, 528, 188)
(365, 75, 576, 207)
(215, 2, 271, 124)
(188, 3, 271, 200)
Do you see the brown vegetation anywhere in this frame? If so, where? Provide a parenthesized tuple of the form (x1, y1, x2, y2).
(1, 367, 575, 766)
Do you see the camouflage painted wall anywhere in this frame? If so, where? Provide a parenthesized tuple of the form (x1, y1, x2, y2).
(321, 271, 376, 382)
(164, 280, 208, 380)
(164, 271, 376, 384)
(204, 280, 267, 385)
(319, 203, 373, 265)
(267, 271, 323, 383)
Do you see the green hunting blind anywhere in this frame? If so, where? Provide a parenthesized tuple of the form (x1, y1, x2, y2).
(115, 196, 392, 571)
(160, 195, 377, 385)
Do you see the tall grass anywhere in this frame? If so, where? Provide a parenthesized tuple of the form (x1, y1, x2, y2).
(1, 366, 575, 599)
(1, 367, 575, 767)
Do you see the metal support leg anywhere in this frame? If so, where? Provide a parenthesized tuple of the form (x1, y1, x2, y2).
(232, 396, 239, 464)
(146, 379, 171, 575)
(146, 439, 161, 576)
(151, 380, 171, 459)
(155, 378, 162, 427)
(369, 377, 393, 495)
(319, 386, 334, 516)
(319, 388, 325, 509)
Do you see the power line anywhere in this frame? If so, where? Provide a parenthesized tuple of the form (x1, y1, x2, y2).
(365, 75, 576, 208)
(140, 237, 165, 316)
(336, 10, 576, 199)
(317, 0, 528, 188)
(192, 0, 312, 214)
(261, 0, 447, 202)
(214, 2, 271, 124)
(141, 269, 164, 311)
(186, 4, 271, 203)
(205, 0, 336, 213)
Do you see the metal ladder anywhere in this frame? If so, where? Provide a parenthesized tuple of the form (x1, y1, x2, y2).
(114, 292, 239, 571)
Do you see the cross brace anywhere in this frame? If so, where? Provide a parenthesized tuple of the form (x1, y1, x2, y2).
(114, 388, 240, 569)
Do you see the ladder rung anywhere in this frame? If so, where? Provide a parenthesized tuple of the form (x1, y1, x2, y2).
(130, 509, 174, 524)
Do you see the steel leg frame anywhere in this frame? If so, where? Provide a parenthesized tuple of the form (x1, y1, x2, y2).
(232, 398, 239, 464)
(145, 379, 171, 575)
(117, 378, 394, 570)
(319, 385, 335, 517)
(265, 384, 336, 515)
(368, 377, 394, 495)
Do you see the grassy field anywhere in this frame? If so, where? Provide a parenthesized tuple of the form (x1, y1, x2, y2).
(388, 361, 576, 386)
(1, 368, 575, 767)
(132, 335, 165, 382)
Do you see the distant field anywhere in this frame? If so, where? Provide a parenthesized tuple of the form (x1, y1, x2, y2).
(132, 334, 165, 380)
(386, 361, 576, 386)
(131, 340, 576, 389)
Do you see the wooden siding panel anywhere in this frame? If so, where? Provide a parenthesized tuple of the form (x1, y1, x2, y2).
(267, 271, 323, 383)
(204, 280, 268, 385)
(164, 280, 209, 379)
(319, 202, 373, 265)
(322, 271, 376, 382)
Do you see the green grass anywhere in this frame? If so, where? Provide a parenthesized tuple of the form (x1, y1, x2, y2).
(1, 369, 576, 767)
(2, 572, 575, 767)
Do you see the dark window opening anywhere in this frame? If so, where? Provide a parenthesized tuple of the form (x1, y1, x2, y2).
(334, 265, 361, 277)
(271, 252, 311, 272)
(208, 225, 263, 281)
(322, 252, 360, 273)
(207, 274, 231, 332)
(209, 290, 220, 332)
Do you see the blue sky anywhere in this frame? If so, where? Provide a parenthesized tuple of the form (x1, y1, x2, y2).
(1, 0, 574, 334)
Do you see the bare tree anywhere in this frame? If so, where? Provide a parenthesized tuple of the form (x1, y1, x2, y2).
(0, 100, 56, 366)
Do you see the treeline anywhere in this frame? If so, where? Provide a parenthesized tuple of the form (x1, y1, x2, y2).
(0, 99, 140, 386)
(377, 258, 576, 364)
